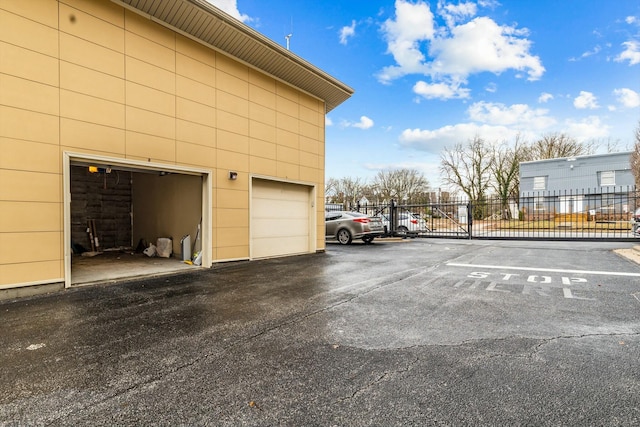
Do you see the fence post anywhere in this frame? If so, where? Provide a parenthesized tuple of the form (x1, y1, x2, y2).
(467, 201, 473, 239)
(389, 199, 397, 235)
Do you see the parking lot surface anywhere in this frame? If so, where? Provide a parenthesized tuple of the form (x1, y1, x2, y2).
(1, 239, 640, 426)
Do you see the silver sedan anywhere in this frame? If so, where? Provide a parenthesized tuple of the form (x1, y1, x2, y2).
(325, 211, 384, 245)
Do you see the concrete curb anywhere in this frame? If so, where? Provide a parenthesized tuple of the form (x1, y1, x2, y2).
(613, 246, 640, 265)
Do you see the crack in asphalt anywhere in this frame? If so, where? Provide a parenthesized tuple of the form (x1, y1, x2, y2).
(333, 331, 640, 404)
(527, 331, 640, 357)
(433, 331, 640, 358)
(336, 356, 421, 403)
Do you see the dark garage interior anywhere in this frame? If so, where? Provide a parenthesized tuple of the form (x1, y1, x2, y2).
(69, 164, 204, 285)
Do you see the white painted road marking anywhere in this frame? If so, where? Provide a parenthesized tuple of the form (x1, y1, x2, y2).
(454, 279, 596, 300)
(563, 288, 595, 300)
(447, 263, 640, 277)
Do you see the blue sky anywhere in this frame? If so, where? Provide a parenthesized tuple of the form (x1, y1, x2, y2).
(208, 0, 640, 187)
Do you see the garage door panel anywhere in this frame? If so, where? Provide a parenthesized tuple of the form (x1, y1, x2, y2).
(253, 180, 307, 199)
(252, 198, 307, 219)
(252, 235, 309, 258)
(254, 190, 308, 202)
(252, 218, 308, 238)
(251, 179, 313, 259)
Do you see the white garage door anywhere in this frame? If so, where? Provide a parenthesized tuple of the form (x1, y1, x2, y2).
(251, 179, 313, 259)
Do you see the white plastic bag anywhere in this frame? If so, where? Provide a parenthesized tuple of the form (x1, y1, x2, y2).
(192, 251, 202, 266)
(156, 238, 172, 258)
(143, 243, 157, 257)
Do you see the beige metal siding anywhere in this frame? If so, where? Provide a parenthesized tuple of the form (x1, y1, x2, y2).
(0, 0, 330, 288)
(113, 0, 353, 112)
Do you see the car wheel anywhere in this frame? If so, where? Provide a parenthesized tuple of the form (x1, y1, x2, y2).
(362, 236, 374, 244)
(337, 228, 352, 245)
(397, 225, 408, 237)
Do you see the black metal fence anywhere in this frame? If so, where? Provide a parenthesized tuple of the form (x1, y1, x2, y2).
(327, 186, 640, 241)
(327, 200, 472, 239)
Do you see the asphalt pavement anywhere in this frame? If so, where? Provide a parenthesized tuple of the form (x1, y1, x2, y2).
(1, 238, 640, 426)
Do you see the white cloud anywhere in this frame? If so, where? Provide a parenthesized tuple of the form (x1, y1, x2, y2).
(485, 82, 497, 93)
(478, 0, 500, 8)
(616, 40, 640, 65)
(467, 101, 556, 129)
(378, 1, 544, 96)
(438, 1, 477, 28)
(363, 159, 444, 185)
(343, 116, 374, 130)
(563, 116, 610, 142)
(339, 20, 356, 45)
(325, 117, 333, 126)
(570, 45, 602, 61)
(204, 0, 251, 22)
(398, 123, 522, 154)
(363, 160, 438, 173)
(573, 91, 599, 109)
(613, 88, 640, 108)
(397, 115, 612, 154)
(538, 92, 553, 103)
(413, 80, 470, 100)
(378, 0, 435, 83)
(428, 17, 544, 81)
(625, 16, 638, 25)
(396, 110, 610, 155)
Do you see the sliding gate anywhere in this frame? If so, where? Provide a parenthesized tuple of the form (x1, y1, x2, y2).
(354, 200, 472, 239)
(345, 186, 638, 242)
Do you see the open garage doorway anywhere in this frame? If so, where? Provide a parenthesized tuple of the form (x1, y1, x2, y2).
(63, 153, 212, 287)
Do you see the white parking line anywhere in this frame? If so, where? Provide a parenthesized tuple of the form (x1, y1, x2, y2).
(446, 263, 640, 277)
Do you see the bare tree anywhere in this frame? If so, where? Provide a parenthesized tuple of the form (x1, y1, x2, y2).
(491, 136, 527, 219)
(325, 177, 340, 203)
(372, 168, 430, 204)
(602, 137, 622, 153)
(359, 184, 379, 205)
(440, 136, 493, 218)
(524, 132, 596, 161)
(631, 121, 640, 189)
(339, 177, 365, 209)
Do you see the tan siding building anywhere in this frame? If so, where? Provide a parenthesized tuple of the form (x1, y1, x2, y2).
(0, 0, 352, 293)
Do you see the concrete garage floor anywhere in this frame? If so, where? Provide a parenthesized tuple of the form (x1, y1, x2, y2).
(71, 251, 199, 285)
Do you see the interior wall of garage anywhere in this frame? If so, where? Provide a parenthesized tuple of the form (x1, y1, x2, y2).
(0, 0, 328, 288)
(70, 166, 133, 251)
(69, 165, 203, 259)
(132, 173, 202, 258)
